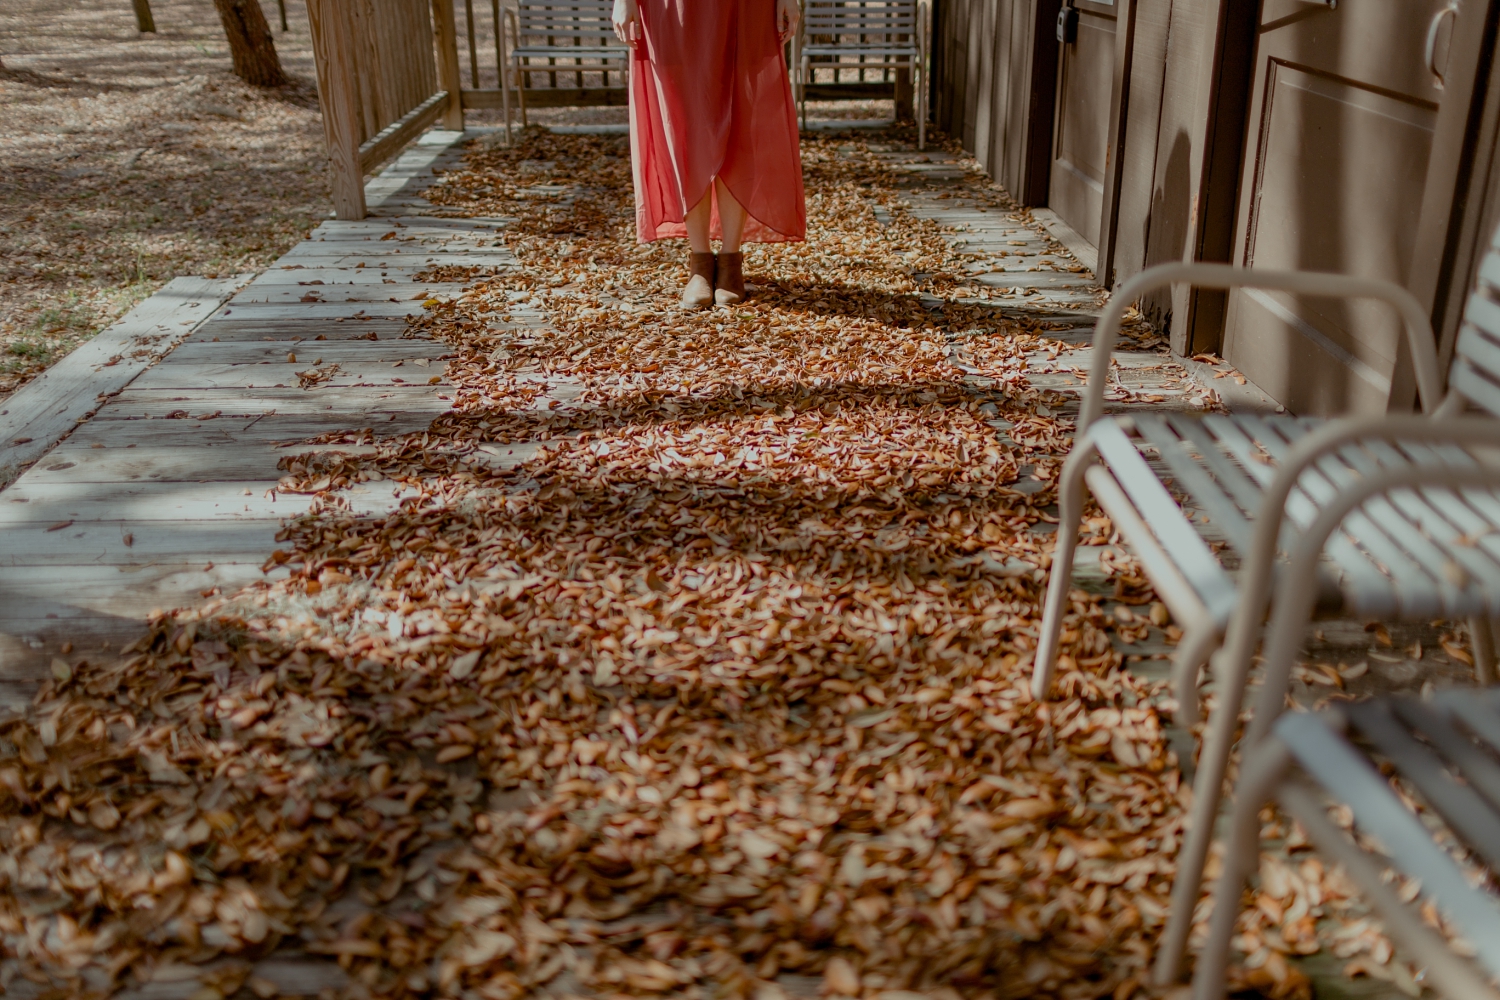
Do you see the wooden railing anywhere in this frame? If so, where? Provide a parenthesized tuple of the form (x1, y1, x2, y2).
(308, 0, 464, 219)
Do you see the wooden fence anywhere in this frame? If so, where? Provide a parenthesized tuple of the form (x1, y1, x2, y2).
(307, 0, 463, 219)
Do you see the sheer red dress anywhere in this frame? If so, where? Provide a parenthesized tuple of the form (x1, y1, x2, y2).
(628, 0, 807, 244)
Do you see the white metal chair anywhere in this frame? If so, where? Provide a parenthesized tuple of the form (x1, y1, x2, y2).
(796, 0, 928, 149)
(1026, 250, 1500, 985)
(504, 0, 628, 138)
(1195, 696, 1500, 1000)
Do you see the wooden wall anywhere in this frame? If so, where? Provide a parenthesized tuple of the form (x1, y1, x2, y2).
(930, 0, 1258, 352)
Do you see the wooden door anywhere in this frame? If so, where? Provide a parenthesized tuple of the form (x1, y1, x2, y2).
(1049, 0, 1119, 248)
(1221, 0, 1451, 416)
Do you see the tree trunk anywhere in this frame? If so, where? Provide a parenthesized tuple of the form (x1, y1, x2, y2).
(212, 0, 287, 87)
(132, 0, 156, 33)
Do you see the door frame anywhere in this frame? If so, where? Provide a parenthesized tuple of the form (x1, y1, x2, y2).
(1404, 0, 1500, 410)
(1018, 0, 1064, 206)
(1168, 0, 1260, 357)
(1096, 0, 1138, 288)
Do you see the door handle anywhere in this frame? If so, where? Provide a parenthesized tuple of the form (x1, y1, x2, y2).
(1426, 1, 1460, 88)
(1056, 5, 1078, 44)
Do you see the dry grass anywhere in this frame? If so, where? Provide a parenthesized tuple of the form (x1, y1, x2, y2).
(0, 0, 328, 401)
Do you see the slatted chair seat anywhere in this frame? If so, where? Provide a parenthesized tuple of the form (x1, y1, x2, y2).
(504, 0, 628, 133)
(1195, 697, 1500, 1000)
(796, 0, 929, 148)
(1025, 246, 1500, 991)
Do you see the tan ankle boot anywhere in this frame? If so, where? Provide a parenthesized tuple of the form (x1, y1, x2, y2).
(682, 252, 716, 309)
(714, 252, 745, 307)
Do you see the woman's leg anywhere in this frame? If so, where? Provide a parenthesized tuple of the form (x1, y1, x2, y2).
(684, 191, 713, 253)
(714, 179, 748, 305)
(715, 179, 747, 253)
(681, 189, 716, 309)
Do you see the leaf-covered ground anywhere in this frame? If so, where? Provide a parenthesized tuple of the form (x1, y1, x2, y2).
(0, 128, 1406, 1000)
(0, 0, 325, 400)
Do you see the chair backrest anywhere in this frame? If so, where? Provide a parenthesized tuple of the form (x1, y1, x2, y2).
(514, 0, 619, 49)
(803, 0, 920, 41)
(1447, 238, 1500, 419)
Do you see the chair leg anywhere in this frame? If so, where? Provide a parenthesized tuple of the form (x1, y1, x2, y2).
(1031, 444, 1095, 701)
(1168, 624, 1222, 730)
(1161, 526, 1328, 985)
(1187, 738, 1294, 1000)
(517, 64, 528, 128)
(503, 59, 513, 144)
(800, 58, 809, 131)
(1469, 616, 1497, 685)
(917, 62, 926, 150)
(1154, 651, 1247, 985)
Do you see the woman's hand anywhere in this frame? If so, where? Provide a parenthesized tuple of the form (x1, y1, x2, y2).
(776, 0, 800, 44)
(612, 0, 641, 47)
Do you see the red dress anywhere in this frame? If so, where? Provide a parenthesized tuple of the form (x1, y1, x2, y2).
(629, 0, 807, 244)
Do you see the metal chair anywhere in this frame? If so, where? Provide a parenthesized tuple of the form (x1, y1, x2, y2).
(796, 0, 928, 149)
(505, 0, 628, 138)
(1195, 698, 1500, 1000)
(1026, 248, 1500, 984)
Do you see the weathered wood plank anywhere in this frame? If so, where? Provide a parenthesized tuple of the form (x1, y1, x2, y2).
(190, 319, 420, 341)
(100, 385, 453, 417)
(0, 520, 282, 566)
(246, 269, 464, 286)
(0, 276, 250, 488)
(70, 412, 442, 448)
(163, 341, 452, 364)
(0, 480, 415, 523)
(212, 301, 430, 319)
(128, 362, 454, 391)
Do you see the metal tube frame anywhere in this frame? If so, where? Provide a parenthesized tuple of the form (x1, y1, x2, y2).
(1191, 729, 1500, 1000)
(1158, 425, 1500, 983)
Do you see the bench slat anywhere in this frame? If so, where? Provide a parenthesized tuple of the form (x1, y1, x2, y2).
(1091, 420, 1239, 617)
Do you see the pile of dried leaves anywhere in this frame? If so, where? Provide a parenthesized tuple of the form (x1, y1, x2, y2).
(0, 128, 1402, 1000)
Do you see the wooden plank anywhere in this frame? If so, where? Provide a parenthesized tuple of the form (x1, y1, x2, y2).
(0, 520, 282, 566)
(310, 216, 503, 236)
(230, 283, 469, 303)
(100, 385, 452, 417)
(164, 340, 451, 364)
(25, 446, 290, 484)
(211, 301, 431, 319)
(307, 0, 368, 219)
(70, 412, 443, 448)
(0, 276, 249, 489)
(128, 362, 454, 391)
(0, 480, 415, 523)
(184, 320, 425, 341)
(245, 269, 467, 286)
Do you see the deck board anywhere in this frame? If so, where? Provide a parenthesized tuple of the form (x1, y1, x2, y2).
(0, 134, 505, 690)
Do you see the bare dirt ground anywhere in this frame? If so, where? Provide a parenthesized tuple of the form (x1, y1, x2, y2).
(0, 0, 327, 402)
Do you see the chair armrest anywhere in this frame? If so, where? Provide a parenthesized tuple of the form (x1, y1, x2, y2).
(1078, 261, 1441, 432)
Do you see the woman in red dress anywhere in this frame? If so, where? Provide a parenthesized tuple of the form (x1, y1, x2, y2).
(613, 0, 807, 309)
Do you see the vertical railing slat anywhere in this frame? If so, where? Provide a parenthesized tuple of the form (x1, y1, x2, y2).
(307, 0, 367, 219)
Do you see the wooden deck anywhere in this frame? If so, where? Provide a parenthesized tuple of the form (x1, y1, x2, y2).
(0, 130, 498, 713)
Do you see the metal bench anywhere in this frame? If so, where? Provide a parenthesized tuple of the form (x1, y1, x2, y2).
(504, 0, 628, 134)
(1026, 254, 1500, 984)
(796, 0, 928, 148)
(1194, 697, 1500, 1000)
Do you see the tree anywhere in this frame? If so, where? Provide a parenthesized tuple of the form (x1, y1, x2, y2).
(213, 0, 287, 87)
(132, 0, 156, 33)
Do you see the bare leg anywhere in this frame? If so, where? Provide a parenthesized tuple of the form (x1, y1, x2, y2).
(685, 191, 713, 254)
(716, 179, 747, 253)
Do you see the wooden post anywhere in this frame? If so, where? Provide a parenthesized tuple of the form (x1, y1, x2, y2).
(132, 0, 156, 33)
(308, 0, 367, 219)
(277, 0, 288, 32)
(432, 0, 465, 130)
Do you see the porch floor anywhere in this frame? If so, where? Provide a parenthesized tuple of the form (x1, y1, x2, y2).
(0, 126, 1426, 1000)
